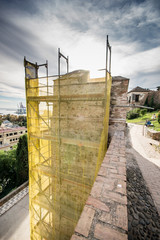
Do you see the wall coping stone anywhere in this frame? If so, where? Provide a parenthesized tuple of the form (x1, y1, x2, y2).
(71, 131, 128, 240)
(112, 76, 129, 81)
(0, 180, 29, 206)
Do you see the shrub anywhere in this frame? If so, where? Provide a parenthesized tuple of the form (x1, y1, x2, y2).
(127, 108, 140, 119)
(158, 113, 160, 124)
(154, 104, 160, 111)
(140, 109, 147, 116)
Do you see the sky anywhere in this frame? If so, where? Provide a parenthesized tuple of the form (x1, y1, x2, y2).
(0, 0, 160, 109)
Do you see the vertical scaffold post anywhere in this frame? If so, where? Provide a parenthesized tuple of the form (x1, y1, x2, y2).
(58, 48, 61, 144)
(58, 48, 61, 237)
(109, 46, 111, 75)
(46, 60, 48, 96)
(105, 35, 109, 101)
(67, 56, 69, 73)
(104, 35, 112, 150)
(105, 35, 112, 92)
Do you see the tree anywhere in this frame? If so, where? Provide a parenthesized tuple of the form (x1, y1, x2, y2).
(0, 146, 17, 198)
(16, 134, 28, 185)
(158, 113, 160, 124)
(149, 96, 154, 108)
(144, 96, 149, 107)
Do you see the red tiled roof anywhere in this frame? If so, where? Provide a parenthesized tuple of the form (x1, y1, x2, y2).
(0, 127, 27, 133)
(128, 86, 150, 93)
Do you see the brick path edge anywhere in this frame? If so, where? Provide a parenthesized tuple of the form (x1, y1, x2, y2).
(70, 130, 128, 240)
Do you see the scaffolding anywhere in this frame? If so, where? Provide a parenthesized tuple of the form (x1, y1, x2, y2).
(25, 40, 112, 240)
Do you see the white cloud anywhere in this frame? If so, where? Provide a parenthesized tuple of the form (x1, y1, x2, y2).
(0, 99, 12, 103)
(112, 46, 160, 77)
(0, 83, 25, 99)
(0, 0, 160, 108)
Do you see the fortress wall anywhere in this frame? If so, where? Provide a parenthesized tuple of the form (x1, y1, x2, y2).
(71, 130, 128, 240)
(109, 76, 129, 138)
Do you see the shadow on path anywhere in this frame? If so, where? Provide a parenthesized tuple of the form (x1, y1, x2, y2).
(126, 127, 160, 240)
(0, 195, 29, 240)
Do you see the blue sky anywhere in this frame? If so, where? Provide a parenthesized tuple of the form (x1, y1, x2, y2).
(0, 0, 160, 108)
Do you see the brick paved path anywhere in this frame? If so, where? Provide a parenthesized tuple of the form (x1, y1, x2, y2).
(127, 123, 160, 215)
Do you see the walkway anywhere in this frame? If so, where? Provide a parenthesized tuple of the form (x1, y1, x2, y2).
(127, 123, 160, 215)
(0, 123, 160, 239)
(0, 190, 29, 240)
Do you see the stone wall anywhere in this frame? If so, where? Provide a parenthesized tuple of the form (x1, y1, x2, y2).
(71, 131, 128, 240)
(70, 75, 129, 240)
(145, 127, 160, 141)
(109, 76, 129, 138)
(147, 91, 160, 109)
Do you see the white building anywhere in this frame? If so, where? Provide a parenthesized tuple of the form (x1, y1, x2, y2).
(127, 86, 150, 105)
(0, 127, 27, 150)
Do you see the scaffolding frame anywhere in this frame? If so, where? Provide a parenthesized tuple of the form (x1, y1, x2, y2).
(25, 43, 112, 240)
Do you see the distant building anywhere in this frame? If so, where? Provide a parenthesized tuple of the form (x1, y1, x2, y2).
(1, 120, 13, 128)
(1, 120, 19, 129)
(0, 127, 27, 150)
(127, 86, 151, 105)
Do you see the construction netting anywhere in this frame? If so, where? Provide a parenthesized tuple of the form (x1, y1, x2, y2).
(25, 67, 112, 240)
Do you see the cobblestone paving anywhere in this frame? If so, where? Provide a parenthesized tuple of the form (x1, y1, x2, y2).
(0, 186, 29, 216)
(128, 123, 160, 215)
(126, 129, 160, 240)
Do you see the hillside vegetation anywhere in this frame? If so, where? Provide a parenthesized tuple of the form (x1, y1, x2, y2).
(0, 134, 28, 198)
(127, 109, 160, 131)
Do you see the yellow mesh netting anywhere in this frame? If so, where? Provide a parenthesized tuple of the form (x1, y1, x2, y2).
(25, 69, 112, 240)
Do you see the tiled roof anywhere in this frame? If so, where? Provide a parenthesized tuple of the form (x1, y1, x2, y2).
(128, 86, 150, 93)
(0, 127, 27, 133)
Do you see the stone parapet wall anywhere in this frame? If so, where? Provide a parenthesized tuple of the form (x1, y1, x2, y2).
(0, 181, 28, 206)
(71, 130, 128, 240)
(145, 127, 160, 141)
(109, 76, 129, 138)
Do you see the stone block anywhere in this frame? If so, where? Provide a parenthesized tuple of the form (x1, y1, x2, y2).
(94, 223, 127, 240)
(102, 191, 127, 205)
(90, 181, 103, 199)
(75, 206, 95, 237)
(102, 179, 116, 191)
(86, 196, 110, 212)
(99, 204, 127, 231)
(115, 180, 127, 195)
(70, 235, 86, 240)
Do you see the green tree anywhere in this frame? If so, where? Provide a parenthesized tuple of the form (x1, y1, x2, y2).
(158, 113, 160, 124)
(6, 114, 11, 121)
(16, 134, 28, 185)
(149, 96, 154, 108)
(144, 96, 149, 107)
(0, 146, 17, 198)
